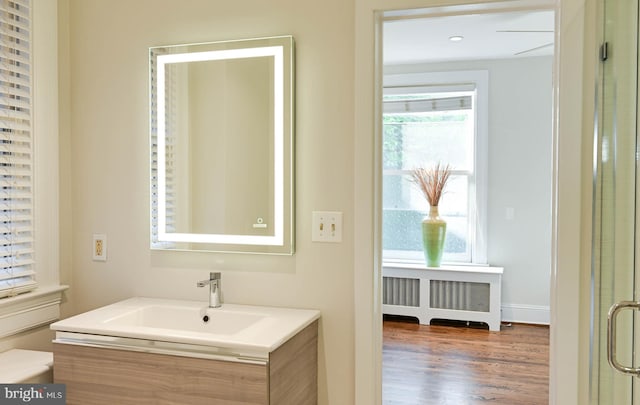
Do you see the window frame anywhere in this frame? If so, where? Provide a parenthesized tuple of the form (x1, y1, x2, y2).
(0, 0, 67, 339)
(382, 70, 488, 265)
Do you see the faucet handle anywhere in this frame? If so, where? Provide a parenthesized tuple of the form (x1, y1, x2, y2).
(210, 272, 221, 280)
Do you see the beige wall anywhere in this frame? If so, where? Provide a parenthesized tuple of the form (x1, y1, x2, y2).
(50, 0, 594, 404)
(62, 0, 355, 404)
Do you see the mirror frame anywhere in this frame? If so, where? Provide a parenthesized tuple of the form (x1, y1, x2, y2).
(150, 36, 295, 254)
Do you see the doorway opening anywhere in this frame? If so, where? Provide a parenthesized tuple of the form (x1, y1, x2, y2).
(379, 6, 555, 404)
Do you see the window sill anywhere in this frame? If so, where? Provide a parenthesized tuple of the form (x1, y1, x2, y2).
(383, 261, 502, 274)
(0, 285, 69, 339)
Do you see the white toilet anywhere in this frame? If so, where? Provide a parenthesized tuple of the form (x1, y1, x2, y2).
(0, 349, 53, 383)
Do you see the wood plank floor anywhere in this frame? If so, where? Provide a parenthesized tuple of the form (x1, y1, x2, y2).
(383, 317, 549, 405)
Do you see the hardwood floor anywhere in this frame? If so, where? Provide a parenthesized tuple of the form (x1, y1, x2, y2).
(383, 317, 549, 405)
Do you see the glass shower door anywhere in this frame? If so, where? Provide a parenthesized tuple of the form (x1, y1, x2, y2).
(590, 0, 640, 403)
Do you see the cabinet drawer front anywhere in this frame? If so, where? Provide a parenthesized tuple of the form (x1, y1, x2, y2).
(54, 343, 268, 405)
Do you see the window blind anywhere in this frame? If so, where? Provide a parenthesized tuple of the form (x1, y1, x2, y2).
(0, 0, 34, 298)
(384, 95, 473, 114)
(150, 49, 159, 243)
(150, 48, 176, 247)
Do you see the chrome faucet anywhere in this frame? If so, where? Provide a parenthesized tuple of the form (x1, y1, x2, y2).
(197, 272, 222, 308)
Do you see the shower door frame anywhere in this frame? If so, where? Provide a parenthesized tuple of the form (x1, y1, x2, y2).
(590, 0, 640, 403)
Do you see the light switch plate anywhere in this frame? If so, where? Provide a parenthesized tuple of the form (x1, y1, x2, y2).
(312, 211, 343, 243)
(505, 207, 515, 221)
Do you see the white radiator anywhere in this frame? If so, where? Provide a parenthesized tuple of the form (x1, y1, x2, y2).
(429, 280, 490, 312)
(383, 277, 490, 312)
(382, 265, 503, 331)
(383, 277, 420, 307)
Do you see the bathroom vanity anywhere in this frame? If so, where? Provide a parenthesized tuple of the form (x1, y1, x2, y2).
(50, 298, 320, 405)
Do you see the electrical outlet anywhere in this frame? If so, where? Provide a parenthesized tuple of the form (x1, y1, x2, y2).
(312, 211, 343, 243)
(93, 234, 107, 261)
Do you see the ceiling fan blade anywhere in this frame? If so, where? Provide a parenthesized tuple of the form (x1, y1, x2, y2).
(514, 42, 554, 56)
(496, 30, 554, 33)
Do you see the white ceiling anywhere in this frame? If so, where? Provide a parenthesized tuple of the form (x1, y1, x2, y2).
(383, 10, 555, 65)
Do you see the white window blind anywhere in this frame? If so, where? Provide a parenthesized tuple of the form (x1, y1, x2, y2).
(150, 49, 160, 243)
(150, 48, 177, 248)
(383, 95, 473, 114)
(0, 0, 34, 298)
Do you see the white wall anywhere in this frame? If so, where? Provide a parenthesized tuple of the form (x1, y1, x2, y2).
(484, 57, 552, 323)
(386, 56, 553, 323)
(62, 0, 355, 404)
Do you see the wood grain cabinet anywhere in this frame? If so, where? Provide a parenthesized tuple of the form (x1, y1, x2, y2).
(53, 321, 317, 405)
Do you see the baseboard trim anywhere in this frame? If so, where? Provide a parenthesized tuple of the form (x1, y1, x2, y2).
(501, 303, 550, 325)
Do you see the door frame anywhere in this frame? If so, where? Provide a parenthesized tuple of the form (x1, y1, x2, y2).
(353, 0, 596, 404)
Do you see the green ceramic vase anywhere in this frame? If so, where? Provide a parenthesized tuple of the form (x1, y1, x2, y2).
(421, 206, 447, 267)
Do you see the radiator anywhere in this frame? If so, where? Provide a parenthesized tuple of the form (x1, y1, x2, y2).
(382, 266, 503, 331)
(429, 279, 490, 312)
(383, 277, 420, 307)
(383, 277, 490, 312)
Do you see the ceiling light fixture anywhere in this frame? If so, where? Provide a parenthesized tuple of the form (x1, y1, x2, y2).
(449, 35, 464, 42)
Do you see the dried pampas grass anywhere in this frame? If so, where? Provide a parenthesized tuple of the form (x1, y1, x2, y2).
(410, 163, 452, 207)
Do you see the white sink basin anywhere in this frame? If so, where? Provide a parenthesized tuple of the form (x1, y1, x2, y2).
(104, 304, 266, 335)
(50, 297, 320, 357)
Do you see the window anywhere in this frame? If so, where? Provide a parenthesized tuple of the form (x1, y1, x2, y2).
(0, 0, 67, 339)
(382, 71, 488, 265)
(0, 0, 34, 298)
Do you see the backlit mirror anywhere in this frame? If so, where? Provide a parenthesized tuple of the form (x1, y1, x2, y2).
(150, 36, 294, 254)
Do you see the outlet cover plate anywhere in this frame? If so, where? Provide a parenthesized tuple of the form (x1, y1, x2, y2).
(93, 234, 107, 261)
